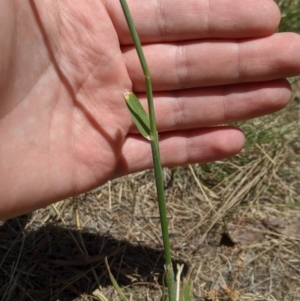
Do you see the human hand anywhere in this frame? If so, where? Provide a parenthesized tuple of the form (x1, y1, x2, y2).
(1, 0, 299, 219)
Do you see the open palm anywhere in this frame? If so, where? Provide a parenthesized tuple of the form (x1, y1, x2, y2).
(1, 0, 300, 219)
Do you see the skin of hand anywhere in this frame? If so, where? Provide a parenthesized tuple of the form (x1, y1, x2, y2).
(0, 0, 300, 220)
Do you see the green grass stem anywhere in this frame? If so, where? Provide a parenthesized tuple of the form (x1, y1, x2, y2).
(119, 0, 176, 300)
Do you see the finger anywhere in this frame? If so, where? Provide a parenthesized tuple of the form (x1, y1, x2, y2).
(123, 33, 300, 91)
(114, 127, 245, 178)
(107, 0, 280, 44)
(127, 79, 291, 133)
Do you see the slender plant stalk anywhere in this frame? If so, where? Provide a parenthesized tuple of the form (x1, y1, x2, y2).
(119, 1, 176, 300)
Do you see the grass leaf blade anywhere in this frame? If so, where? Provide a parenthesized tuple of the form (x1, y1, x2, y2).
(105, 257, 129, 301)
(124, 91, 151, 140)
(180, 280, 191, 301)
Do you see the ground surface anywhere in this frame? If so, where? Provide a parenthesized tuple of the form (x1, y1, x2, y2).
(1, 83, 299, 301)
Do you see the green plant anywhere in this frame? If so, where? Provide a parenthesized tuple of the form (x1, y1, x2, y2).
(119, 0, 176, 300)
(276, 0, 300, 33)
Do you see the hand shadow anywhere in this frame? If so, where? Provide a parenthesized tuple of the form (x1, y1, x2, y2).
(0, 214, 188, 301)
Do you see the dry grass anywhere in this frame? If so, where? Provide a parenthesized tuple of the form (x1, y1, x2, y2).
(1, 2, 300, 300)
(1, 84, 299, 301)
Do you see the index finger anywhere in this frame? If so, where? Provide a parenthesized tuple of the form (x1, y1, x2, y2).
(106, 0, 281, 44)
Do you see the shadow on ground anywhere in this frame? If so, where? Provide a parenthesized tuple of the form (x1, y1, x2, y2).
(0, 214, 188, 301)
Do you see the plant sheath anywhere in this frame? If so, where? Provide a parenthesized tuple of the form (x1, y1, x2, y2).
(119, 0, 176, 300)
